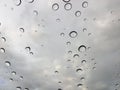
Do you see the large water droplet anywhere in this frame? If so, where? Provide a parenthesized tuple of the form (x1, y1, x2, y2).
(78, 45, 86, 52)
(0, 48, 5, 53)
(64, 3, 72, 11)
(5, 61, 11, 66)
(16, 86, 22, 90)
(82, 1, 88, 8)
(75, 11, 81, 17)
(69, 31, 78, 38)
(52, 3, 59, 11)
(13, 0, 22, 6)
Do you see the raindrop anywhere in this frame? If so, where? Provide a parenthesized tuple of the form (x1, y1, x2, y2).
(60, 33, 65, 37)
(33, 10, 38, 16)
(24, 88, 29, 90)
(66, 41, 71, 45)
(82, 1, 88, 8)
(0, 48, 5, 53)
(76, 68, 83, 72)
(69, 31, 78, 38)
(9, 78, 13, 82)
(19, 28, 24, 33)
(56, 18, 61, 22)
(63, 0, 70, 2)
(25, 47, 31, 52)
(73, 54, 79, 58)
(5, 61, 11, 66)
(13, 0, 22, 6)
(81, 60, 86, 64)
(58, 88, 62, 90)
(52, 3, 59, 11)
(26, 0, 34, 3)
(80, 77, 85, 81)
(55, 70, 59, 73)
(11, 71, 16, 75)
(20, 76, 23, 80)
(68, 50, 72, 54)
(77, 83, 83, 87)
(16, 86, 22, 90)
(1, 37, 6, 42)
(75, 11, 81, 17)
(83, 28, 87, 32)
(78, 45, 86, 52)
(64, 3, 72, 11)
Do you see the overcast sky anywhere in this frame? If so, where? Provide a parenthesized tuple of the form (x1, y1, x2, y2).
(0, 0, 120, 90)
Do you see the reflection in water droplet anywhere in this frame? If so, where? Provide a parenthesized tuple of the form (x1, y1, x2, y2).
(12, 71, 16, 75)
(78, 45, 86, 52)
(60, 33, 65, 37)
(25, 47, 31, 51)
(63, 0, 70, 2)
(76, 68, 82, 72)
(77, 83, 83, 87)
(13, 0, 22, 6)
(69, 31, 78, 38)
(75, 11, 81, 17)
(73, 54, 79, 58)
(1, 37, 6, 42)
(0, 48, 5, 53)
(5, 61, 11, 66)
(19, 28, 24, 33)
(82, 1, 88, 8)
(64, 3, 72, 11)
(33, 10, 38, 16)
(66, 41, 71, 45)
(83, 28, 87, 32)
(52, 3, 59, 11)
(81, 60, 86, 64)
(16, 86, 22, 90)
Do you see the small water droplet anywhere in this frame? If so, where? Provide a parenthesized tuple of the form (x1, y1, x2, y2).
(1, 37, 6, 42)
(73, 54, 79, 58)
(9, 78, 13, 82)
(0, 48, 5, 53)
(82, 1, 88, 8)
(75, 11, 81, 17)
(33, 10, 38, 16)
(30, 52, 33, 55)
(68, 50, 72, 54)
(11, 71, 16, 75)
(76, 68, 82, 72)
(24, 88, 29, 90)
(5, 61, 11, 66)
(16, 86, 22, 90)
(80, 77, 85, 81)
(78, 45, 86, 52)
(63, 0, 70, 2)
(92, 67, 96, 70)
(83, 28, 87, 32)
(81, 60, 86, 64)
(60, 33, 65, 37)
(58, 81, 62, 83)
(25, 47, 31, 52)
(26, 0, 34, 3)
(88, 33, 91, 36)
(64, 3, 72, 11)
(52, 3, 59, 11)
(69, 31, 78, 38)
(19, 28, 24, 33)
(58, 88, 62, 90)
(77, 83, 83, 87)
(67, 59, 71, 62)
(13, 0, 22, 6)
(20, 76, 23, 80)
(56, 18, 61, 22)
(66, 41, 71, 45)
(55, 70, 59, 73)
